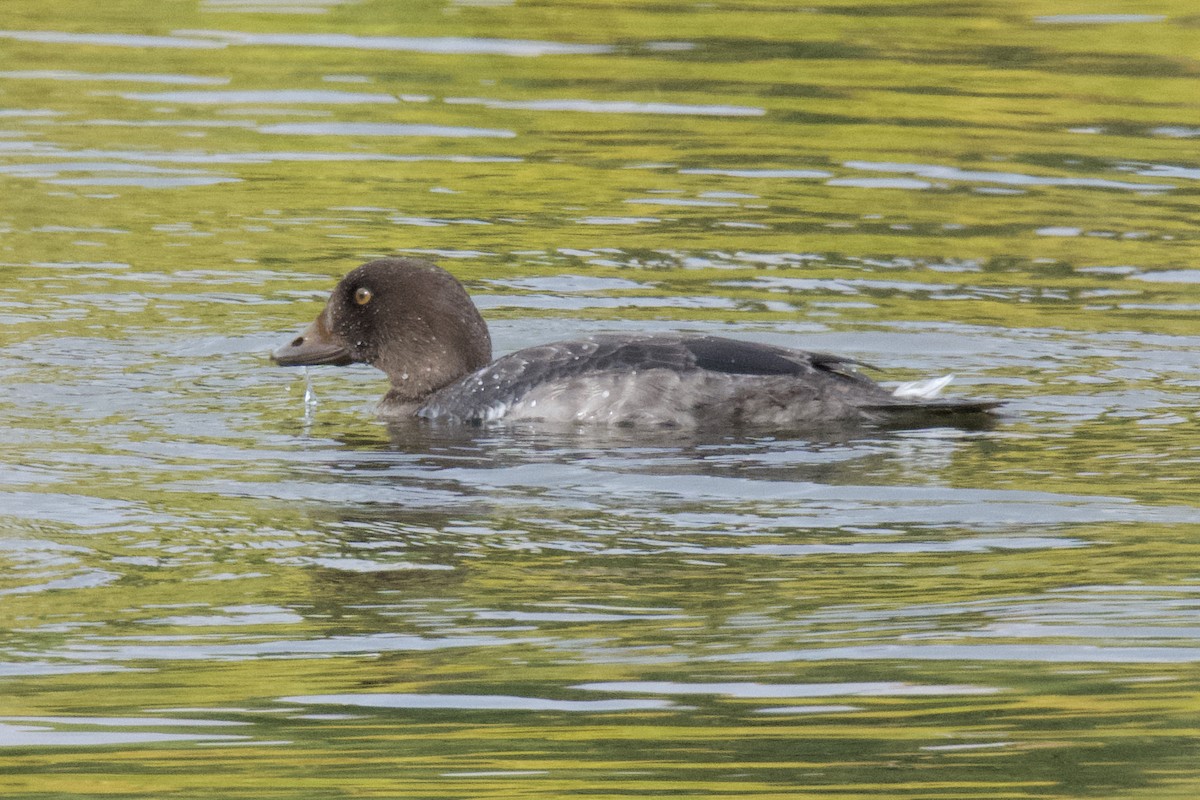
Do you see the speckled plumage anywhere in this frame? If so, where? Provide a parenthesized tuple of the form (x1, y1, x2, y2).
(272, 257, 1000, 429)
(415, 334, 897, 426)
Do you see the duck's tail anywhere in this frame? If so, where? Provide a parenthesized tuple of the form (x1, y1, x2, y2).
(860, 374, 1003, 428)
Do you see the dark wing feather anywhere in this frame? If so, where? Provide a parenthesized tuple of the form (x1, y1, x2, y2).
(558, 334, 871, 381)
(681, 335, 871, 380)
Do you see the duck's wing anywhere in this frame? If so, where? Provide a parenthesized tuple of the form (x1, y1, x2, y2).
(417, 334, 881, 422)
(678, 335, 873, 381)
(679, 337, 1003, 424)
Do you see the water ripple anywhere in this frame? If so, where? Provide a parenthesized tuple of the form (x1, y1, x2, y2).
(843, 160, 1174, 192)
(710, 643, 1200, 664)
(121, 89, 398, 104)
(256, 122, 517, 138)
(0, 70, 229, 85)
(279, 693, 673, 712)
(0, 30, 224, 49)
(0, 721, 247, 748)
(444, 97, 765, 117)
(575, 680, 1001, 697)
(175, 29, 615, 56)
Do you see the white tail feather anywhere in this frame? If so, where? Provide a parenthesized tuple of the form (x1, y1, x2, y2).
(892, 374, 954, 400)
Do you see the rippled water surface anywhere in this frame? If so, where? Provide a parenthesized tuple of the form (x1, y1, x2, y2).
(1, 1, 1198, 797)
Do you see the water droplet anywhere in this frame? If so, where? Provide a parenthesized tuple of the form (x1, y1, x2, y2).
(302, 367, 319, 422)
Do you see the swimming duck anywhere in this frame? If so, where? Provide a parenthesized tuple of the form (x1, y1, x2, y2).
(272, 257, 1000, 428)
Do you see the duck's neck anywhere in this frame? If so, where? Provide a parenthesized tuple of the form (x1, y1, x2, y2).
(376, 338, 491, 417)
(370, 284, 493, 414)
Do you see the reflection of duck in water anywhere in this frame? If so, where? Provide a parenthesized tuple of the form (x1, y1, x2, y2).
(272, 257, 1000, 428)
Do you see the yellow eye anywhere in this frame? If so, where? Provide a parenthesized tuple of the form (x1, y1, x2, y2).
(354, 287, 373, 306)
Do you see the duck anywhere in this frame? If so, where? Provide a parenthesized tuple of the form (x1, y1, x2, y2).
(271, 257, 1000, 428)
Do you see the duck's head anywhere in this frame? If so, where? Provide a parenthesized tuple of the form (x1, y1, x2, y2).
(272, 257, 492, 402)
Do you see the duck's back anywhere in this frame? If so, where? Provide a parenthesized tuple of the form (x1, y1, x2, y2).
(409, 333, 980, 428)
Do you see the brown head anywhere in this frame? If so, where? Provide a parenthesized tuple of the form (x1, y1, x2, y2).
(272, 257, 492, 404)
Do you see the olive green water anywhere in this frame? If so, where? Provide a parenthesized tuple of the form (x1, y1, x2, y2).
(1, 1, 1199, 797)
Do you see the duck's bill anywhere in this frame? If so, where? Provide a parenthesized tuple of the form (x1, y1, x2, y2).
(271, 317, 353, 367)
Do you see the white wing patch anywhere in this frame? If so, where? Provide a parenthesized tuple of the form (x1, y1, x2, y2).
(891, 374, 954, 400)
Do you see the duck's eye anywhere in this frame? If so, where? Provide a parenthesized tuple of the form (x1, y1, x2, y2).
(354, 287, 373, 306)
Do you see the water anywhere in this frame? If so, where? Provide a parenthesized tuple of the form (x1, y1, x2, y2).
(1, 1, 1198, 797)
